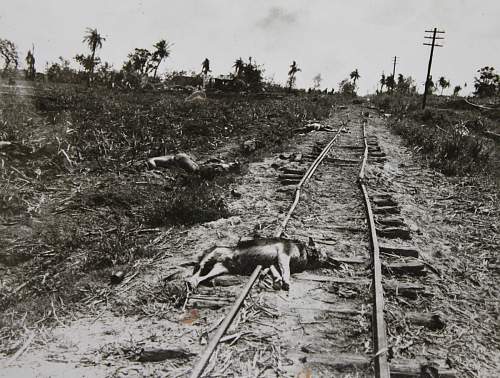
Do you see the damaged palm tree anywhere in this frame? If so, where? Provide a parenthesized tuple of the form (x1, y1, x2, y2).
(81, 28, 106, 87)
(25, 47, 36, 80)
(287, 60, 301, 91)
(201, 58, 211, 75)
(147, 153, 240, 179)
(233, 57, 244, 77)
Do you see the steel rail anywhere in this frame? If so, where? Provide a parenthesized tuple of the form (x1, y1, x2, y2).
(189, 266, 262, 378)
(274, 127, 343, 237)
(190, 127, 342, 378)
(358, 121, 390, 377)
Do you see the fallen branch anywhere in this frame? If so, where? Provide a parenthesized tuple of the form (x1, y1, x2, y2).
(7, 330, 35, 365)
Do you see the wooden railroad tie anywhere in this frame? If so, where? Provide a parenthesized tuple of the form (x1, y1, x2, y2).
(384, 280, 432, 299)
(289, 353, 456, 377)
(376, 217, 407, 228)
(376, 226, 411, 240)
(373, 197, 398, 207)
(383, 261, 426, 275)
(379, 244, 420, 258)
(373, 206, 401, 215)
(280, 167, 307, 175)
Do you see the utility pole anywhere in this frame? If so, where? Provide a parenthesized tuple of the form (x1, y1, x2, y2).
(392, 56, 398, 78)
(422, 28, 444, 109)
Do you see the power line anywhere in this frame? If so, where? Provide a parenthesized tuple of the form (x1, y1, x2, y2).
(422, 28, 445, 109)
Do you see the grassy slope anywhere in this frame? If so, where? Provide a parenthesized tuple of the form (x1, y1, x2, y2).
(372, 93, 499, 176)
(0, 83, 340, 348)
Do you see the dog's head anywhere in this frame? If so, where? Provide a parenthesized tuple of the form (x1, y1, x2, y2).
(305, 237, 327, 267)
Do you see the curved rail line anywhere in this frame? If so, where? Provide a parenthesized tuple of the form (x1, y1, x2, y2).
(190, 127, 343, 378)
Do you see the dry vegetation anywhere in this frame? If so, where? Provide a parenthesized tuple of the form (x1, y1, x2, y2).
(372, 93, 499, 176)
(0, 81, 340, 351)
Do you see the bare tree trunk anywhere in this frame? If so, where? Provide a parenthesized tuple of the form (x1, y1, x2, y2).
(153, 58, 162, 79)
(88, 50, 96, 87)
(2, 59, 9, 77)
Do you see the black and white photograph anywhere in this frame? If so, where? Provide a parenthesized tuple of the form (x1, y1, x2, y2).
(0, 1, 499, 377)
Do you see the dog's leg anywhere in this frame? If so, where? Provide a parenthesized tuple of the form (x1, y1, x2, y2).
(186, 271, 202, 289)
(269, 265, 283, 290)
(193, 262, 229, 287)
(277, 253, 291, 291)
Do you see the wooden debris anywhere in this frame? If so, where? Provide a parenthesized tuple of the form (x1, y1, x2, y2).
(290, 352, 370, 369)
(327, 256, 367, 265)
(293, 273, 369, 285)
(210, 275, 245, 287)
(390, 359, 456, 377)
(189, 298, 232, 309)
(137, 348, 195, 362)
(405, 312, 446, 330)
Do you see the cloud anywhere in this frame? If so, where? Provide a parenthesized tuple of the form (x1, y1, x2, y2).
(257, 6, 298, 29)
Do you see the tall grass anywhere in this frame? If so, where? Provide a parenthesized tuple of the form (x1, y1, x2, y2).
(373, 93, 496, 176)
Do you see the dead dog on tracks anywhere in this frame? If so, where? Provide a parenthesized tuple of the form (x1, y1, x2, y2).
(186, 237, 326, 290)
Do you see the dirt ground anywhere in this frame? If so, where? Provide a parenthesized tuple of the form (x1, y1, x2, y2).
(1, 91, 499, 377)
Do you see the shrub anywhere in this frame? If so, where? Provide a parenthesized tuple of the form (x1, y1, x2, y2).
(145, 176, 231, 227)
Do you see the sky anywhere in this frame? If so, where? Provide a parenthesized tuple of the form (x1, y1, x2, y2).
(1, 0, 499, 95)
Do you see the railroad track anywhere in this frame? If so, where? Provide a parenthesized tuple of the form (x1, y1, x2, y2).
(188, 107, 455, 377)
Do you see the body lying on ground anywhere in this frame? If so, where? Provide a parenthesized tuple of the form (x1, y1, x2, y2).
(147, 153, 239, 178)
(186, 237, 327, 291)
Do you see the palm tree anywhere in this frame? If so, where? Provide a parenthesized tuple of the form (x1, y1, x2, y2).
(233, 57, 244, 77)
(201, 58, 210, 75)
(379, 72, 386, 92)
(82, 28, 105, 86)
(350, 69, 360, 86)
(438, 76, 450, 95)
(287, 61, 301, 91)
(151, 39, 171, 78)
(385, 74, 396, 92)
(453, 85, 462, 96)
(25, 48, 36, 80)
